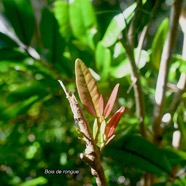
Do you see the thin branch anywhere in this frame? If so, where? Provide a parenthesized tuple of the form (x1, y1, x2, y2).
(170, 76, 186, 115)
(119, 0, 151, 137)
(152, 0, 183, 145)
(127, 0, 143, 47)
(162, 6, 186, 131)
(58, 80, 107, 186)
(169, 6, 186, 114)
(120, 37, 146, 137)
(136, 24, 149, 64)
(119, 1, 161, 138)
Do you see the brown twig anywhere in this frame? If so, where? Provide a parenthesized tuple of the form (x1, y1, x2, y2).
(127, 0, 143, 47)
(58, 80, 107, 186)
(152, 0, 183, 145)
(161, 5, 186, 138)
(169, 5, 186, 115)
(119, 1, 161, 138)
(119, 1, 149, 137)
(120, 38, 146, 137)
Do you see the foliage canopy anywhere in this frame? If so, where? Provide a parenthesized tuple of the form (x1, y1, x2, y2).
(0, 0, 186, 185)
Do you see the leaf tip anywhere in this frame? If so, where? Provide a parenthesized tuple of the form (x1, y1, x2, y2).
(103, 83, 120, 118)
(105, 106, 125, 139)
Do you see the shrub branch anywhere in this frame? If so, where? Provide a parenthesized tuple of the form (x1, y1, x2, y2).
(152, 0, 183, 144)
(120, 38, 146, 137)
(58, 80, 107, 186)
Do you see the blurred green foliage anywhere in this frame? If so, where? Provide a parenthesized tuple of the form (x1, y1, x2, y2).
(0, 0, 186, 185)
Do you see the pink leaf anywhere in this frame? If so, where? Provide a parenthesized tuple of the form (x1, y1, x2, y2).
(98, 94, 104, 116)
(104, 83, 119, 118)
(105, 106, 125, 139)
(105, 134, 115, 146)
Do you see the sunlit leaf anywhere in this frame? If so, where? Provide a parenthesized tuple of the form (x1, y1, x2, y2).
(95, 42, 111, 79)
(180, 64, 186, 73)
(173, 178, 186, 186)
(97, 120, 106, 148)
(110, 48, 149, 78)
(105, 106, 125, 139)
(93, 118, 106, 148)
(110, 59, 131, 78)
(169, 54, 186, 81)
(75, 58, 100, 117)
(6, 81, 48, 103)
(69, 0, 97, 49)
(53, 1, 72, 42)
(104, 83, 120, 118)
(172, 55, 186, 73)
(20, 176, 47, 186)
(2, 96, 39, 120)
(101, 3, 136, 47)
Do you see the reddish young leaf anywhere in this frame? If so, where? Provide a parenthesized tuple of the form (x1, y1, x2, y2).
(105, 106, 125, 139)
(98, 94, 104, 116)
(75, 59, 100, 117)
(103, 83, 119, 118)
(105, 134, 115, 146)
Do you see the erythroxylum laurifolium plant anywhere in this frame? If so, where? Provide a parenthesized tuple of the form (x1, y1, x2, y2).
(75, 58, 125, 149)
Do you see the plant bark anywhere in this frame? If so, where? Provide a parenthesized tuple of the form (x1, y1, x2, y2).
(170, 5, 186, 115)
(120, 38, 146, 137)
(152, 0, 183, 145)
(58, 80, 107, 186)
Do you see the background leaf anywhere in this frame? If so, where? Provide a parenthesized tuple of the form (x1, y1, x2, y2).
(69, 0, 97, 49)
(110, 44, 149, 78)
(53, 0, 72, 42)
(1, 95, 39, 120)
(40, 8, 64, 63)
(6, 81, 48, 103)
(101, 3, 136, 47)
(20, 176, 47, 186)
(104, 135, 171, 175)
(0, 1, 186, 185)
(95, 41, 111, 80)
(2, 0, 35, 45)
(0, 48, 27, 60)
(0, 32, 19, 48)
(151, 18, 169, 70)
